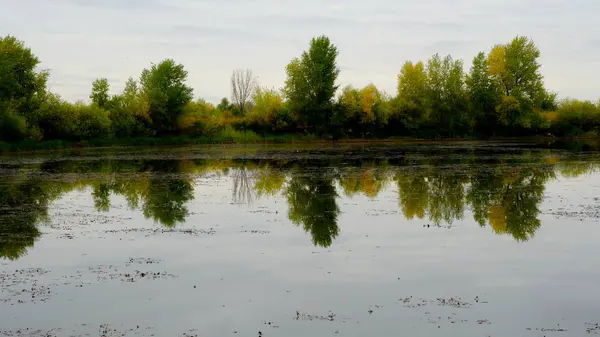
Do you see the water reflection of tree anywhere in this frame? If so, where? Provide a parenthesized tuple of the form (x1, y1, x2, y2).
(467, 165, 554, 241)
(395, 169, 429, 219)
(232, 167, 255, 204)
(90, 161, 195, 228)
(254, 165, 286, 197)
(394, 162, 556, 241)
(286, 171, 340, 247)
(426, 168, 466, 226)
(395, 167, 466, 226)
(0, 183, 46, 260)
(338, 164, 392, 198)
(2, 152, 598, 261)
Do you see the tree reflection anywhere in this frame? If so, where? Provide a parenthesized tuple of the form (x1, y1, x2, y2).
(124, 161, 194, 228)
(232, 167, 255, 204)
(396, 169, 429, 219)
(87, 161, 195, 228)
(286, 170, 340, 247)
(138, 178, 192, 227)
(0, 183, 46, 260)
(467, 165, 554, 241)
(1, 150, 598, 261)
(339, 164, 392, 198)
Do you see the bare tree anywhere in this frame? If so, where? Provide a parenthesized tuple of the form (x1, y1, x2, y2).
(231, 68, 257, 115)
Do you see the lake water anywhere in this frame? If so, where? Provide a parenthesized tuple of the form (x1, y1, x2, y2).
(1, 142, 600, 337)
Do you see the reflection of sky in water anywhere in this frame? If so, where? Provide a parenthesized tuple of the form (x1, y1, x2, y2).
(1, 144, 600, 336)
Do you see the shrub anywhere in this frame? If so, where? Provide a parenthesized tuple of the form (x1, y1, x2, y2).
(0, 105, 28, 141)
(74, 104, 112, 139)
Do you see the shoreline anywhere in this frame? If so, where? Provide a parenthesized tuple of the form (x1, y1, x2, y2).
(1, 135, 599, 153)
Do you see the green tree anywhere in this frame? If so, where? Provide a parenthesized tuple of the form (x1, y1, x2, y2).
(284, 36, 340, 134)
(487, 36, 546, 131)
(503, 36, 544, 102)
(0, 35, 48, 140)
(217, 97, 232, 112)
(426, 54, 469, 136)
(108, 77, 152, 137)
(338, 84, 389, 137)
(74, 103, 112, 139)
(466, 52, 501, 134)
(90, 78, 110, 108)
(0, 36, 48, 109)
(395, 61, 428, 131)
(140, 59, 193, 134)
(248, 87, 290, 131)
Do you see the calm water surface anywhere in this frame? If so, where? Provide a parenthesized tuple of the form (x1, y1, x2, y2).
(1, 142, 600, 336)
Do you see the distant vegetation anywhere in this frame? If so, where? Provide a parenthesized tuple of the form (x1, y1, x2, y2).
(1, 34, 599, 147)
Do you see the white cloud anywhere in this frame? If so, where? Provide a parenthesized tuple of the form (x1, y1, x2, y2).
(1, 0, 598, 102)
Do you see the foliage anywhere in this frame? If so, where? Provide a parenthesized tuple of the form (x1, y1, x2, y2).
(0, 36, 48, 113)
(466, 52, 502, 135)
(90, 78, 110, 108)
(395, 61, 428, 131)
(284, 36, 340, 134)
(338, 84, 391, 137)
(0, 34, 598, 144)
(551, 99, 600, 135)
(73, 103, 112, 139)
(140, 59, 193, 134)
(426, 54, 469, 136)
(247, 87, 290, 132)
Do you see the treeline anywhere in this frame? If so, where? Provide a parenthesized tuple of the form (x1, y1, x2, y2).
(1, 35, 600, 143)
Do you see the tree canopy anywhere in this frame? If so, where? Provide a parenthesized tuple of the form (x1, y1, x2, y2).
(0, 34, 597, 144)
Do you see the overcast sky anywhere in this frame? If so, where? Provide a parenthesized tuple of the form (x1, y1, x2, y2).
(1, 0, 598, 103)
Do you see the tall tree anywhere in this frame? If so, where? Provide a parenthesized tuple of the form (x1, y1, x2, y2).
(488, 36, 544, 103)
(396, 61, 428, 130)
(90, 78, 110, 108)
(466, 52, 501, 134)
(426, 54, 468, 136)
(284, 35, 340, 134)
(231, 69, 257, 115)
(487, 36, 546, 130)
(140, 59, 193, 134)
(0, 36, 47, 108)
(0, 35, 48, 140)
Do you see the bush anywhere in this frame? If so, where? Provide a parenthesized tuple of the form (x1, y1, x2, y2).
(556, 99, 599, 131)
(0, 107, 28, 141)
(213, 126, 261, 142)
(32, 94, 78, 140)
(74, 104, 112, 139)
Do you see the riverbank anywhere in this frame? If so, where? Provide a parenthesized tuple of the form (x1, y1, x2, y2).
(1, 134, 599, 152)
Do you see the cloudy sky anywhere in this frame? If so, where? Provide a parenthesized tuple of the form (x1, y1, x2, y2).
(1, 0, 598, 103)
